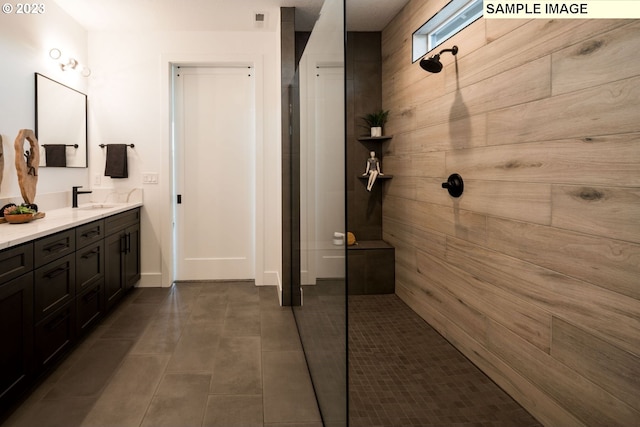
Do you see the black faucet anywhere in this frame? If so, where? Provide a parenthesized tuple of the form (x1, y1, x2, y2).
(72, 186, 92, 208)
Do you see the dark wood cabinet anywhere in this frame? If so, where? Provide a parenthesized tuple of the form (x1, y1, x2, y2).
(0, 273, 34, 413)
(0, 207, 141, 418)
(104, 208, 141, 311)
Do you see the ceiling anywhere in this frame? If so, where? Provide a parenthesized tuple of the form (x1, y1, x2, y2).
(52, 0, 410, 32)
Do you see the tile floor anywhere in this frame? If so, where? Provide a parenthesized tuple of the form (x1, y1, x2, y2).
(348, 294, 543, 427)
(3, 282, 322, 427)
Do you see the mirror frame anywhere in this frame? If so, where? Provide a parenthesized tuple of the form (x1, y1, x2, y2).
(35, 73, 88, 168)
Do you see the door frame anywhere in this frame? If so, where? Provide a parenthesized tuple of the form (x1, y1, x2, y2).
(159, 54, 266, 287)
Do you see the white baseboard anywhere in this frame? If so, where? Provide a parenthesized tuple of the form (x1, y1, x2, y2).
(137, 272, 164, 288)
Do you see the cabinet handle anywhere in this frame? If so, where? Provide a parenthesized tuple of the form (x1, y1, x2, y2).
(81, 248, 100, 259)
(83, 287, 100, 302)
(45, 310, 71, 331)
(43, 242, 67, 253)
(126, 233, 131, 254)
(82, 229, 100, 238)
(44, 265, 69, 279)
(120, 235, 127, 253)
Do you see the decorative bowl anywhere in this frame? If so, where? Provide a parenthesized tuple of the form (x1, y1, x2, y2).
(5, 213, 35, 224)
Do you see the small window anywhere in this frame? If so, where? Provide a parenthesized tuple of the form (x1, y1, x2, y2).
(412, 0, 483, 62)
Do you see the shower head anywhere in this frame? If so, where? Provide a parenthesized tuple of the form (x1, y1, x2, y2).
(419, 45, 459, 73)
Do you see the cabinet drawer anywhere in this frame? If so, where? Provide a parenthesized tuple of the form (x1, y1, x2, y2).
(105, 208, 140, 236)
(76, 280, 104, 336)
(35, 229, 75, 268)
(76, 241, 104, 294)
(34, 254, 76, 323)
(0, 242, 34, 285)
(76, 220, 105, 250)
(35, 302, 75, 371)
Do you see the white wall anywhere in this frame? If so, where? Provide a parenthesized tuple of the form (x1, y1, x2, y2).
(1, 5, 282, 290)
(87, 26, 282, 287)
(0, 3, 89, 203)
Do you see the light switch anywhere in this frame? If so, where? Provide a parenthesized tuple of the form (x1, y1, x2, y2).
(142, 173, 159, 184)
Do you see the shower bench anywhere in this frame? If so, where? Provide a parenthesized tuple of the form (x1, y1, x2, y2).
(347, 240, 395, 295)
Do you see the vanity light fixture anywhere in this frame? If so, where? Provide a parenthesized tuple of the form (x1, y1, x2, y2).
(49, 48, 62, 60)
(419, 45, 458, 73)
(49, 48, 91, 77)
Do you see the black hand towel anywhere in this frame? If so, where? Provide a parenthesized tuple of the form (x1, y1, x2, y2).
(104, 144, 128, 178)
(44, 144, 67, 167)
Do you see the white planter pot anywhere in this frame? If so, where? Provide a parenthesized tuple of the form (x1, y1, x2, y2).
(371, 127, 382, 137)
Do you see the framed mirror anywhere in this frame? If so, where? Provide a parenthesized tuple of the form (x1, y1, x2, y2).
(35, 73, 88, 167)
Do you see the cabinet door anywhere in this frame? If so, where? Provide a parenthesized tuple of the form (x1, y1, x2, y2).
(104, 232, 125, 311)
(0, 274, 34, 409)
(76, 241, 104, 294)
(34, 302, 75, 372)
(76, 280, 104, 336)
(124, 224, 141, 289)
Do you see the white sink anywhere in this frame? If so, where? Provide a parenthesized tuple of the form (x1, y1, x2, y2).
(77, 203, 121, 210)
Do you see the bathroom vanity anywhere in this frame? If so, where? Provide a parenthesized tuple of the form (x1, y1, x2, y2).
(0, 203, 141, 414)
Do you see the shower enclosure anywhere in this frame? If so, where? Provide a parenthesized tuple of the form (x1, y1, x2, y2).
(287, 0, 347, 425)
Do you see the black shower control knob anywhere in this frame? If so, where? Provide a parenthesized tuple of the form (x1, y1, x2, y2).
(442, 173, 464, 198)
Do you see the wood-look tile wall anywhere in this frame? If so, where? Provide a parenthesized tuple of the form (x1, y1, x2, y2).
(381, 3, 640, 425)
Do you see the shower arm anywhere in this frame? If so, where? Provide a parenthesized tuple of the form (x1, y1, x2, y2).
(437, 46, 459, 57)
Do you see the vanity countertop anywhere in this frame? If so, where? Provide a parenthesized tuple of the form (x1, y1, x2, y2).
(0, 202, 143, 250)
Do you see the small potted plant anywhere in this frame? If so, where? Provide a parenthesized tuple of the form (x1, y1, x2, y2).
(362, 109, 389, 137)
(3, 204, 36, 224)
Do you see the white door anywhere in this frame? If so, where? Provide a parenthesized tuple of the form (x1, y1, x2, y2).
(314, 65, 345, 278)
(300, 63, 345, 284)
(174, 66, 255, 280)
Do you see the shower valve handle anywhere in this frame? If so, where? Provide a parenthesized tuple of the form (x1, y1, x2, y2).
(442, 173, 464, 198)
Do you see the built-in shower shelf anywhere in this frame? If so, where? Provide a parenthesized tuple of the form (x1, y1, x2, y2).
(358, 136, 393, 142)
(357, 175, 393, 180)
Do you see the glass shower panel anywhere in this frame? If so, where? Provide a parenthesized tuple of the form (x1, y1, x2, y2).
(293, 0, 346, 425)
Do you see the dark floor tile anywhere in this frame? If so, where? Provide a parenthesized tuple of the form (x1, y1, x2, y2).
(224, 303, 261, 336)
(262, 351, 321, 424)
(43, 338, 134, 399)
(141, 373, 211, 427)
(203, 395, 263, 427)
(348, 294, 542, 427)
(3, 397, 96, 427)
(210, 336, 262, 395)
(261, 309, 302, 351)
(129, 287, 171, 304)
(166, 322, 222, 373)
(131, 311, 190, 354)
(226, 281, 260, 304)
(259, 285, 282, 311)
(81, 354, 170, 426)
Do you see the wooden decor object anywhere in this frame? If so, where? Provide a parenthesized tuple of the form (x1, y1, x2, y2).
(14, 129, 40, 204)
